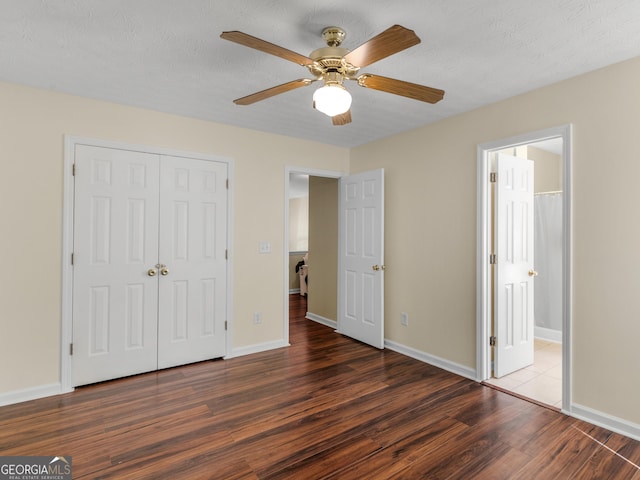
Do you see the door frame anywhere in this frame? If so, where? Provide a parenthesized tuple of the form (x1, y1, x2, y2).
(476, 124, 572, 412)
(283, 166, 344, 343)
(61, 135, 235, 393)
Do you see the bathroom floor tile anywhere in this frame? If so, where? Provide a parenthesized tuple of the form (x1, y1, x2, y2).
(488, 338, 562, 408)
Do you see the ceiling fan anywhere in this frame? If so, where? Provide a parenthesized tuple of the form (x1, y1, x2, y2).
(220, 25, 445, 126)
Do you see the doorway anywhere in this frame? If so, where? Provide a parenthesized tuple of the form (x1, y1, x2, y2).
(284, 167, 386, 349)
(284, 167, 343, 343)
(476, 125, 572, 412)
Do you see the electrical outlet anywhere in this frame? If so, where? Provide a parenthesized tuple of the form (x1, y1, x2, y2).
(253, 312, 262, 324)
(401, 312, 409, 326)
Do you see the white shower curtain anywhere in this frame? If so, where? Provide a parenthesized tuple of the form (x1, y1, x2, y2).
(534, 193, 563, 333)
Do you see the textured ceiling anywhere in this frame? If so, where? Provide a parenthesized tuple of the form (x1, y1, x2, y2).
(2, 1, 640, 148)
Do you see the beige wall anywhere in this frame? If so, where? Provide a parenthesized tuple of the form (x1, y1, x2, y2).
(308, 177, 338, 321)
(288, 196, 309, 251)
(351, 56, 640, 425)
(528, 145, 562, 193)
(0, 81, 348, 394)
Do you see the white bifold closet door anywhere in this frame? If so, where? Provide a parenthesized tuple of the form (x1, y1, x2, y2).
(72, 145, 227, 386)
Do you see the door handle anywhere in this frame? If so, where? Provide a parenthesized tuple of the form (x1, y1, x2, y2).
(528, 270, 538, 277)
(150, 264, 168, 276)
(372, 265, 386, 271)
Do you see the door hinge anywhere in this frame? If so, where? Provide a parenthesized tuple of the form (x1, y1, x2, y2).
(226, 179, 229, 189)
(489, 336, 496, 347)
(69, 343, 74, 355)
(490, 172, 497, 183)
(224, 321, 228, 331)
(72, 164, 76, 176)
(71, 253, 75, 265)
(489, 253, 497, 265)
(225, 249, 228, 260)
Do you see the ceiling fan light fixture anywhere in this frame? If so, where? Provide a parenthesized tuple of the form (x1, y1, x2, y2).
(313, 84, 352, 117)
(221, 25, 444, 127)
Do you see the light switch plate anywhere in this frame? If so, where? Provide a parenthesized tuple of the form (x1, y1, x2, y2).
(258, 241, 271, 254)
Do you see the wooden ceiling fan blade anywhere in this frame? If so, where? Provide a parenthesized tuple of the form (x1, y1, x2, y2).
(357, 74, 445, 103)
(343, 25, 420, 68)
(221, 31, 315, 66)
(234, 79, 314, 105)
(332, 110, 352, 126)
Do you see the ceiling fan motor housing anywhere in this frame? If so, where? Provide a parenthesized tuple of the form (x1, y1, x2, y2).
(308, 47, 359, 80)
(307, 26, 360, 81)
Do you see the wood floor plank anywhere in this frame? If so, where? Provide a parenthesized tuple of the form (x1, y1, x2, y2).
(1, 294, 638, 479)
(333, 416, 470, 480)
(456, 446, 533, 480)
(567, 428, 640, 479)
(260, 435, 383, 480)
(393, 437, 515, 480)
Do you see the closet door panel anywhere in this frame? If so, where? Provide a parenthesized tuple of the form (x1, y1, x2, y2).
(157, 156, 227, 369)
(72, 145, 160, 386)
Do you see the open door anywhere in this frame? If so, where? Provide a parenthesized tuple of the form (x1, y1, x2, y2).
(494, 154, 535, 377)
(337, 169, 384, 349)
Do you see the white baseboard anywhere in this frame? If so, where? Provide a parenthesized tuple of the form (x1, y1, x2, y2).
(227, 339, 289, 359)
(535, 326, 563, 343)
(0, 383, 64, 407)
(289, 288, 301, 294)
(305, 312, 337, 329)
(569, 403, 640, 442)
(385, 340, 640, 442)
(384, 340, 477, 381)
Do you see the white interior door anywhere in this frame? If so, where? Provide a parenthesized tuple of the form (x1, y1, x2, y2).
(494, 153, 535, 377)
(337, 169, 384, 349)
(72, 145, 160, 386)
(157, 156, 228, 369)
(73, 146, 228, 386)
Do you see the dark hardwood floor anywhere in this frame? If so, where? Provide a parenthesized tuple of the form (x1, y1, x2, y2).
(1, 295, 639, 479)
